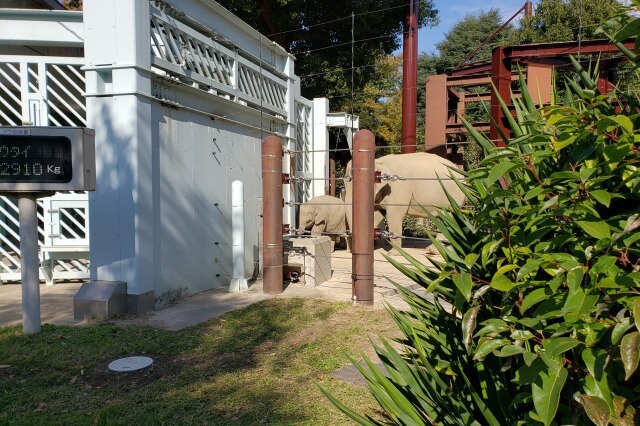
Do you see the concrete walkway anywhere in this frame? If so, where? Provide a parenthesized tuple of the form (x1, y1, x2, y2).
(0, 246, 436, 331)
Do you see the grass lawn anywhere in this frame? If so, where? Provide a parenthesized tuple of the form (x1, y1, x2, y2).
(0, 298, 398, 425)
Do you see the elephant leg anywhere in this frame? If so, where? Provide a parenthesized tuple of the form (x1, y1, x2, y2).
(385, 208, 405, 255)
(373, 210, 385, 228)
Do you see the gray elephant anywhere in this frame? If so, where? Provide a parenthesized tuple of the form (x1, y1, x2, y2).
(345, 152, 465, 250)
(298, 195, 347, 251)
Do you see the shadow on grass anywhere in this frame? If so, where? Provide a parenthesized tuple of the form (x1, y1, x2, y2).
(0, 298, 359, 425)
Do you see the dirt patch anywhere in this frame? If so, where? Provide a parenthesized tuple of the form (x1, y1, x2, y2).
(83, 354, 180, 390)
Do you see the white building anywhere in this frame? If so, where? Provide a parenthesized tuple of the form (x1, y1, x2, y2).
(0, 0, 357, 312)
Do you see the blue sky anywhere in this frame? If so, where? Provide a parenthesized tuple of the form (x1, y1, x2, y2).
(414, 0, 528, 54)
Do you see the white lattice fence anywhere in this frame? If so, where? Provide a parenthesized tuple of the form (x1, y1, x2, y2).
(149, 5, 288, 117)
(295, 99, 313, 204)
(0, 55, 89, 283)
(0, 62, 22, 126)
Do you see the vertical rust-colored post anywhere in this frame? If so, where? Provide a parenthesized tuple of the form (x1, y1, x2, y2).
(401, 0, 418, 153)
(490, 46, 511, 146)
(352, 130, 375, 305)
(424, 74, 448, 157)
(262, 135, 284, 294)
(524, 1, 533, 18)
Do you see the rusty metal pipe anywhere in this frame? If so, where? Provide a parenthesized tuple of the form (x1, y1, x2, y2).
(262, 135, 284, 294)
(351, 130, 375, 305)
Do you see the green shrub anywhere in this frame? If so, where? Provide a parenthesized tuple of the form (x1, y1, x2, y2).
(462, 137, 484, 171)
(323, 3, 640, 425)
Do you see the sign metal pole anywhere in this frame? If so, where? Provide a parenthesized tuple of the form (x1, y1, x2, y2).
(18, 193, 41, 334)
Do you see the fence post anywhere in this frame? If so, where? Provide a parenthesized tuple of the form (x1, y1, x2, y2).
(262, 136, 284, 294)
(351, 130, 375, 305)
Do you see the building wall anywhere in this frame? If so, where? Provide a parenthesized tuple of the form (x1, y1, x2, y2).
(154, 106, 263, 299)
(84, 0, 291, 310)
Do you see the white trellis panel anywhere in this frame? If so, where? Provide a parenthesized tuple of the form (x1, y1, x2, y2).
(0, 55, 89, 283)
(295, 98, 313, 205)
(42, 193, 89, 247)
(0, 56, 85, 127)
(149, 5, 288, 118)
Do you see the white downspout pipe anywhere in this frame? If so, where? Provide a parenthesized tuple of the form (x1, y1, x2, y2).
(229, 180, 248, 292)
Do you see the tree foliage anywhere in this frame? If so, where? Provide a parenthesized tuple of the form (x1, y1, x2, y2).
(513, 0, 622, 44)
(353, 55, 403, 149)
(60, 0, 82, 10)
(215, 0, 437, 108)
(417, 9, 506, 138)
(324, 2, 640, 424)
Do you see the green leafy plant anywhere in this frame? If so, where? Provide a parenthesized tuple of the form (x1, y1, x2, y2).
(324, 3, 640, 424)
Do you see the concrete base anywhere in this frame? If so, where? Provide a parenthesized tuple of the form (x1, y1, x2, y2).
(127, 290, 156, 314)
(74, 281, 127, 320)
(284, 236, 332, 287)
(229, 277, 248, 292)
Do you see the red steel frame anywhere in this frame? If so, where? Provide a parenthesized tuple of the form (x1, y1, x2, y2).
(425, 38, 637, 153)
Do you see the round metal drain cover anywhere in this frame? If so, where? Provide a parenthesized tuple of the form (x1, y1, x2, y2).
(108, 356, 153, 372)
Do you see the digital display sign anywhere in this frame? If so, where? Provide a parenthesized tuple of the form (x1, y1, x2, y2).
(0, 127, 95, 193)
(0, 136, 72, 183)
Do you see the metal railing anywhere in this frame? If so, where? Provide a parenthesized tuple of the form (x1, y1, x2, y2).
(150, 6, 288, 117)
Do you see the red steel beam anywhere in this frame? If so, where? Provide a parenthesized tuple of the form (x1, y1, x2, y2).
(504, 39, 636, 58)
(401, 0, 418, 153)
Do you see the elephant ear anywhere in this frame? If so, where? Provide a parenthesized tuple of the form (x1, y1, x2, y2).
(314, 209, 327, 226)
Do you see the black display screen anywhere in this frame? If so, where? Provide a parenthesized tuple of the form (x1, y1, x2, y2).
(0, 136, 72, 183)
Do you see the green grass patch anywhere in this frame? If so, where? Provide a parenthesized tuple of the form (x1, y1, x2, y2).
(0, 298, 396, 425)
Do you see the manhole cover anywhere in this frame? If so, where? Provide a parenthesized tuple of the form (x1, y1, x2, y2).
(108, 356, 153, 372)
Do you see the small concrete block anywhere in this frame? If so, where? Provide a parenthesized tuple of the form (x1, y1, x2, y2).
(74, 281, 127, 320)
(285, 236, 332, 287)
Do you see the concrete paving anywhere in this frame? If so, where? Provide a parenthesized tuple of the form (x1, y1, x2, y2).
(0, 245, 437, 331)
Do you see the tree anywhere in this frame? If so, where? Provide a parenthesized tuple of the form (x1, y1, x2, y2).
(435, 9, 512, 73)
(353, 55, 403, 149)
(417, 9, 507, 139)
(513, 0, 621, 44)
(216, 0, 438, 109)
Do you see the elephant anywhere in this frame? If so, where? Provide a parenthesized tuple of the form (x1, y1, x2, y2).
(344, 152, 465, 251)
(298, 195, 347, 251)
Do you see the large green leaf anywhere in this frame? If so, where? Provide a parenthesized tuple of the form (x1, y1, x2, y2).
(579, 395, 611, 426)
(487, 161, 520, 186)
(473, 338, 509, 361)
(513, 361, 545, 385)
(452, 271, 473, 302)
(634, 298, 640, 334)
(563, 289, 599, 322)
(582, 349, 614, 410)
(620, 331, 639, 381)
(521, 288, 553, 314)
(612, 396, 639, 426)
(543, 337, 582, 358)
(612, 318, 634, 345)
(462, 306, 479, 354)
(577, 220, 611, 240)
(590, 190, 613, 207)
(532, 366, 568, 426)
(490, 274, 514, 292)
